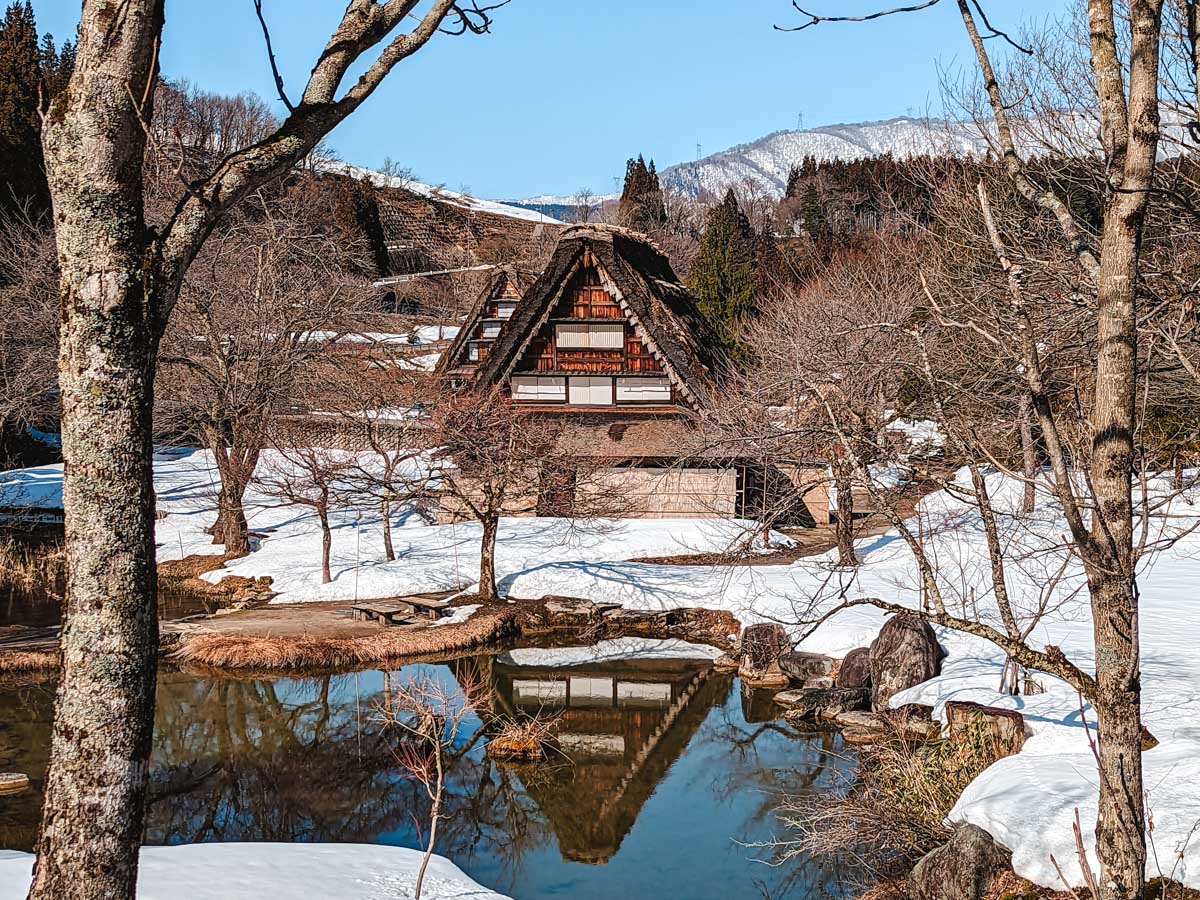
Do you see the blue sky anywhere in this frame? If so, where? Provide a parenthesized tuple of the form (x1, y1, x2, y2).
(34, 1, 1066, 199)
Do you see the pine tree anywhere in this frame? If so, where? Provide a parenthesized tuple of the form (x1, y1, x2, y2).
(0, 1, 45, 214)
(688, 189, 758, 349)
(799, 183, 828, 239)
(784, 165, 802, 200)
(40, 31, 74, 99)
(618, 153, 667, 231)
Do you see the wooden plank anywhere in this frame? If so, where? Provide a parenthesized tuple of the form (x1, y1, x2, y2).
(405, 597, 450, 610)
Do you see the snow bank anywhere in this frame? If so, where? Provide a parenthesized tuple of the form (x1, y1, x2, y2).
(317, 160, 561, 225)
(0, 843, 509, 900)
(0, 463, 64, 510)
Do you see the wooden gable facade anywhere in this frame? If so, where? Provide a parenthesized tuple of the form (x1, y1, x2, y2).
(476, 224, 732, 415)
(436, 266, 534, 382)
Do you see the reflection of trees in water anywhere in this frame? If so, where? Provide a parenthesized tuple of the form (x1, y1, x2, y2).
(5, 660, 861, 898)
(143, 667, 554, 885)
(0, 682, 55, 851)
(146, 673, 415, 844)
(688, 682, 861, 899)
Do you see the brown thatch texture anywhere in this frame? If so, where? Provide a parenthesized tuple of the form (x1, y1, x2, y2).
(171, 605, 520, 672)
(157, 553, 256, 599)
(476, 223, 735, 409)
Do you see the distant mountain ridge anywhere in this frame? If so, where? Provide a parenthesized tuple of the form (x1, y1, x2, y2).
(660, 117, 986, 199)
(506, 117, 988, 207)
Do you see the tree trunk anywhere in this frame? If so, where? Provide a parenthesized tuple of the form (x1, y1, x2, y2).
(29, 294, 162, 900)
(833, 461, 856, 567)
(478, 515, 499, 600)
(207, 437, 259, 557)
(381, 494, 395, 562)
(318, 505, 332, 585)
(1085, 57, 1153, 893)
(414, 742, 443, 900)
(1019, 392, 1037, 514)
(30, 3, 165, 895)
(1090, 574, 1145, 899)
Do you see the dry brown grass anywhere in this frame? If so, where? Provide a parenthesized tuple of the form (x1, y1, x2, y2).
(172, 605, 520, 673)
(775, 717, 1006, 883)
(0, 648, 59, 674)
(157, 552, 256, 598)
(0, 535, 64, 597)
(486, 717, 559, 761)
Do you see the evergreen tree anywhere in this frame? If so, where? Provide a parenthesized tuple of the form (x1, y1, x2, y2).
(618, 153, 667, 231)
(799, 183, 828, 239)
(784, 165, 802, 200)
(40, 30, 74, 99)
(0, 3, 71, 218)
(0, 1, 45, 214)
(688, 189, 758, 349)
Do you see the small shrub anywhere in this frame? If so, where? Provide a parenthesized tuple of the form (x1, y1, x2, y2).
(486, 717, 559, 761)
(774, 719, 1001, 883)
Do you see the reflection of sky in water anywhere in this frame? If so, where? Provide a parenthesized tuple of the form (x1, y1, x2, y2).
(1, 655, 860, 900)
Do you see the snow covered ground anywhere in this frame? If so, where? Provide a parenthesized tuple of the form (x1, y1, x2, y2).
(0, 844, 509, 900)
(0, 449, 791, 604)
(3, 451, 1199, 889)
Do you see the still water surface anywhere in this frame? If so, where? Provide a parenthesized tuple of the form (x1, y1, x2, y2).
(0, 648, 859, 899)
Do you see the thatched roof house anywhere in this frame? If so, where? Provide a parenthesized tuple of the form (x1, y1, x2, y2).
(435, 266, 536, 381)
(439, 224, 826, 525)
(473, 223, 734, 412)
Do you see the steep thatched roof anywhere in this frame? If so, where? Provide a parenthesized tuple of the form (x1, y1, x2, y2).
(435, 266, 536, 377)
(475, 224, 734, 409)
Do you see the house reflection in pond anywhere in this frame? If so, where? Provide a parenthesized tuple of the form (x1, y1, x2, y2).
(461, 650, 734, 865)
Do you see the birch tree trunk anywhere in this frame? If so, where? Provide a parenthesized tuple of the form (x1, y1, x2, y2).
(1019, 393, 1037, 514)
(832, 460, 856, 567)
(318, 504, 333, 585)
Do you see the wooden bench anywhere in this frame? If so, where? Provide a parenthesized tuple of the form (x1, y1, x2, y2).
(351, 598, 451, 627)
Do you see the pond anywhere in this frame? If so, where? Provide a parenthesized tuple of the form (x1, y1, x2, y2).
(0, 644, 861, 899)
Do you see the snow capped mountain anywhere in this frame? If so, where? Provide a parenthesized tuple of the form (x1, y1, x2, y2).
(659, 117, 988, 199)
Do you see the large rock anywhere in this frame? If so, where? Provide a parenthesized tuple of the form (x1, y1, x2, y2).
(870, 615, 944, 712)
(739, 624, 790, 685)
(779, 650, 833, 683)
(777, 686, 870, 719)
(909, 824, 1011, 900)
(836, 647, 872, 689)
(544, 597, 608, 622)
(945, 701, 1026, 760)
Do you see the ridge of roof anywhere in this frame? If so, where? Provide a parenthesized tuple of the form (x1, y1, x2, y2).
(473, 228, 734, 408)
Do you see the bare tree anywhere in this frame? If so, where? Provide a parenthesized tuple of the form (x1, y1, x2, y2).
(329, 356, 433, 562)
(571, 187, 596, 224)
(741, 242, 917, 566)
(157, 187, 365, 555)
(783, 2, 1190, 894)
(0, 206, 58, 466)
(34, 3, 506, 895)
(259, 438, 357, 586)
(425, 389, 621, 601)
(380, 672, 478, 900)
(426, 390, 566, 601)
